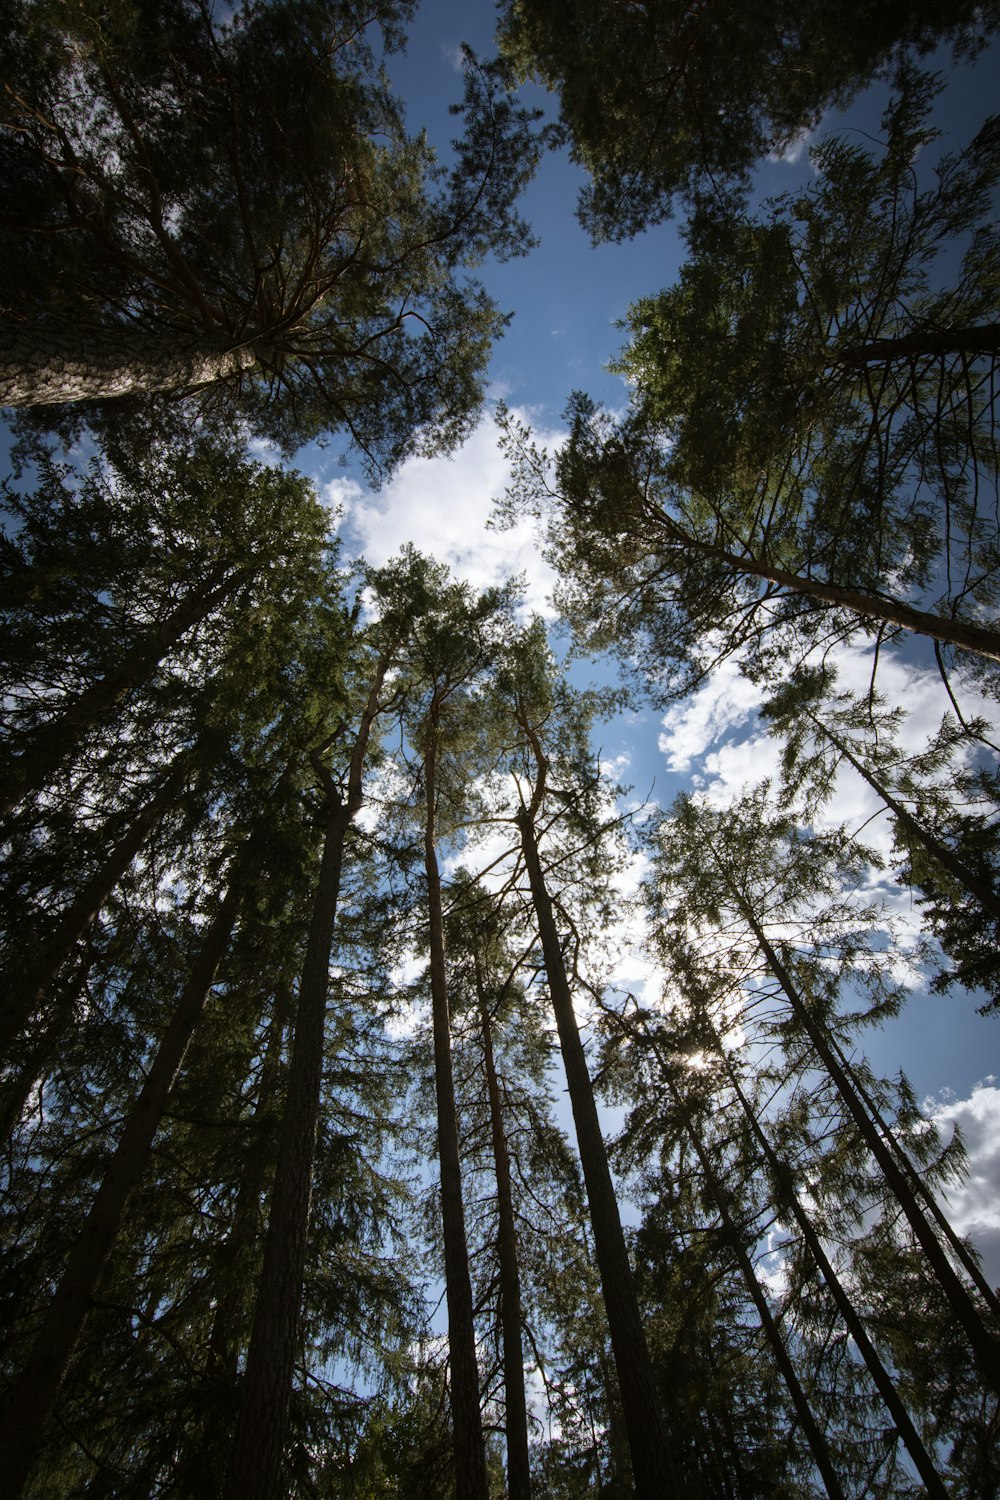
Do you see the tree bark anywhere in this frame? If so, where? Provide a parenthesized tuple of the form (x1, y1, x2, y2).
(224, 662, 389, 1500)
(424, 722, 490, 1500)
(0, 760, 187, 1068)
(1, 563, 253, 819)
(836, 325, 1000, 366)
(720, 1059, 948, 1499)
(517, 807, 678, 1499)
(476, 963, 532, 1500)
(806, 710, 1000, 924)
(739, 900, 1000, 1393)
(0, 323, 260, 407)
(652, 517, 1000, 665)
(0, 871, 243, 1499)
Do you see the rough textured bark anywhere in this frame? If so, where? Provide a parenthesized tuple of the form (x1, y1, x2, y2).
(0, 323, 259, 407)
(659, 522, 1000, 666)
(0, 761, 186, 1067)
(424, 722, 490, 1500)
(1, 563, 252, 819)
(516, 806, 678, 1499)
(224, 663, 388, 1500)
(476, 964, 532, 1500)
(739, 900, 1000, 1393)
(657, 1069, 846, 1500)
(807, 710, 1000, 923)
(721, 1061, 948, 1498)
(0, 873, 242, 1500)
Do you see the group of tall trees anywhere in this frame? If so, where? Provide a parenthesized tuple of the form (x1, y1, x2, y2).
(2, 0, 999, 1496)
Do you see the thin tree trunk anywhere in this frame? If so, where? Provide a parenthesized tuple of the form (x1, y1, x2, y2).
(828, 1034, 1000, 1317)
(806, 709, 1000, 923)
(475, 961, 532, 1500)
(655, 518, 1000, 665)
(516, 806, 678, 1499)
(0, 323, 259, 407)
(224, 663, 388, 1500)
(424, 723, 490, 1500)
(0, 870, 243, 1499)
(0, 760, 186, 1066)
(720, 1059, 948, 1499)
(657, 1069, 847, 1500)
(836, 325, 1000, 366)
(739, 899, 1000, 1393)
(1, 563, 252, 819)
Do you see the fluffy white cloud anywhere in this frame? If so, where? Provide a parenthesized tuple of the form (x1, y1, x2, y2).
(658, 656, 766, 773)
(928, 1080, 1000, 1289)
(325, 408, 560, 618)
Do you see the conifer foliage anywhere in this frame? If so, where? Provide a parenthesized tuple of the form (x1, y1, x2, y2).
(2, 1, 1000, 1497)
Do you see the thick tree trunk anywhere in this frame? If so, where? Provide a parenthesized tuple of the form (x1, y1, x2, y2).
(720, 1061, 948, 1498)
(1, 563, 252, 819)
(224, 663, 388, 1500)
(656, 520, 1000, 665)
(658, 1071, 846, 1500)
(424, 729, 490, 1500)
(807, 710, 1000, 923)
(223, 801, 350, 1500)
(0, 871, 242, 1499)
(517, 808, 678, 1499)
(0, 761, 186, 1067)
(476, 965, 532, 1500)
(0, 323, 259, 407)
(836, 325, 1000, 366)
(740, 902, 1000, 1393)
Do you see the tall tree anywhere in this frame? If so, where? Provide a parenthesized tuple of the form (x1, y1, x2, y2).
(1, 0, 541, 463)
(497, 0, 998, 237)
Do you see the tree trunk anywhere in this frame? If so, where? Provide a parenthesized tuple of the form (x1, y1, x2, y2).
(828, 1034, 1000, 1318)
(658, 1069, 846, 1500)
(424, 726, 490, 1500)
(517, 807, 678, 1499)
(836, 325, 1000, 366)
(655, 519, 1000, 665)
(1, 563, 252, 819)
(0, 323, 259, 407)
(0, 760, 187, 1068)
(0, 870, 243, 1499)
(720, 1059, 948, 1499)
(475, 963, 532, 1500)
(739, 900, 1000, 1393)
(807, 710, 1000, 923)
(224, 662, 389, 1500)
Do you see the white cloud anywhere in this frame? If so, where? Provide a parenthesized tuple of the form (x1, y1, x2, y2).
(327, 408, 559, 618)
(928, 1080, 1000, 1288)
(658, 656, 766, 772)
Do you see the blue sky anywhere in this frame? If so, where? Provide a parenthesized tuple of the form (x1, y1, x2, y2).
(297, 1, 1000, 1274)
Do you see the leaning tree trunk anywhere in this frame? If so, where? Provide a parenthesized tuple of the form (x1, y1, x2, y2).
(476, 961, 532, 1500)
(224, 663, 388, 1500)
(0, 757, 188, 1069)
(0, 869, 243, 1499)
(657, 1068, 847, 1500)
(424, 723, 490, 1500)
(719, 1056, 948, 1498)
(738, 899, 1000, 1393)
(835, 324, 1000, 366)
(0, 322, 260, 407)
(516, 806, 678, 1499)
(655, 517, 1000, 666)
(1, 563, 252, 819)
(828, 1033, 1000, 1318)
(806, 709, 1000, 923)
